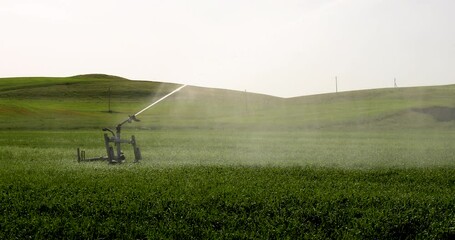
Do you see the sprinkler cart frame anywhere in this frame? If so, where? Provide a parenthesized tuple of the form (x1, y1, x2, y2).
(77, 84, 187, 164)
(77, 115, 142, 164)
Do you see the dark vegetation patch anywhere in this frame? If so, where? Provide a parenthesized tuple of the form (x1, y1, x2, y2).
(70, 74, 128, 80)
(0, 80, 84, 93)
(413, 106, 455, 122)
(101, 110, 121, 114)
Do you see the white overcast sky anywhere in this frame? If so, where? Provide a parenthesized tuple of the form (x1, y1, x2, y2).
(1, 0, 454, 97)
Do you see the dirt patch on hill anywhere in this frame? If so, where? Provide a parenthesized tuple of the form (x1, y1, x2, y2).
(0, 105, 34, 115)
(413, 106, 455, 122)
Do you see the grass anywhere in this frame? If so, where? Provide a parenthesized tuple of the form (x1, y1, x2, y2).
(2, 129, 454, 168)
(0, 75, 455, 238)
(1, 151, 454, 238)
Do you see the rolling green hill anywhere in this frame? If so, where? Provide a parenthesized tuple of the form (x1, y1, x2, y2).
(0, 74, 281, 130)
(1, 74, 454, 130)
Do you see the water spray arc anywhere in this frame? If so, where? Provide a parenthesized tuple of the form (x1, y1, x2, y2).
(134, 84, 186, 116)
(77, 84, 187, 164)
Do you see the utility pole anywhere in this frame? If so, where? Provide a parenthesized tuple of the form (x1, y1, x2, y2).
(244, 89, 249, 114)
(108, 87, 112, 113)
(335, 76, 338, 93)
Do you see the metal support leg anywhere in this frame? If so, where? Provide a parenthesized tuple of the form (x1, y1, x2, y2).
(104, 134, 113, 162)
(131, 135, 141, 162)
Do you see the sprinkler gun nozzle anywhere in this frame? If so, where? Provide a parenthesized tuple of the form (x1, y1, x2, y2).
(128, 115, 140, 123)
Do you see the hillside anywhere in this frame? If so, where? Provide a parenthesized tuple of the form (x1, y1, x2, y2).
(0, 74, 281, 130)
(1, 74, 455, 130)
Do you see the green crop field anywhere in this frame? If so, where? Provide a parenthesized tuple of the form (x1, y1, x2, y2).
(0, 75, 454, 239)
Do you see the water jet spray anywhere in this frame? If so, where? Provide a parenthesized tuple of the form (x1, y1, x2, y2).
(77, 84, 187, 164)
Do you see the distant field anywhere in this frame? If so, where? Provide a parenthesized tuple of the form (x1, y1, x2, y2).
(1, 129, 454, 168)
(0, 75, 454, 238)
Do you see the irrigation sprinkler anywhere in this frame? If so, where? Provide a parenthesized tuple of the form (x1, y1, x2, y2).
(77, 84, 187, 164)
